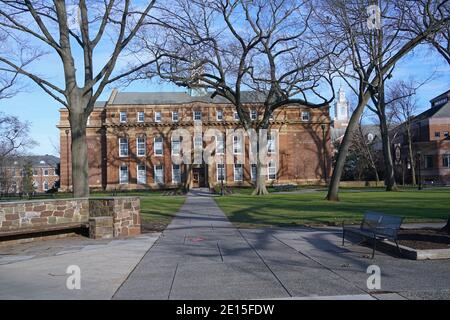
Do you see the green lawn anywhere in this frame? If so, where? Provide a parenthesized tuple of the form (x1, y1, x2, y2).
(214, 189, 450, 228)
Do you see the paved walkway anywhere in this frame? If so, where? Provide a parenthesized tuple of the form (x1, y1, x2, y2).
(0, 234, 159, 299)
(114, 191, 450, 300)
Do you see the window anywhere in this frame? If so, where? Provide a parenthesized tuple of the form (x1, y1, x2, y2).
(217, 164, 225, 181)
(154, 136, 163, 156)
(119, 137, 128, 157)
(43, 169, 49, 176)
(216, 135, 224, 155)
(119, 111, 127, 123)
(33, 169, 38, 176)
(268, 160, 276, 180)
(43, 181, 49, 191)
(172, 164, 181, 183)
(137, 111, 145, 122)
(435, 131, 441, 138)
(172, 111, 179, 122)
(154, 111, 162, 122)
(172, 138, 181, 155)
(425, 155, 434, 168)
(233, 135, 242, 154)
(301, 111, 310, 122)
(194, 110, 202, 121)
(119, 165, 129, 184)
(136, 136, 146, 157)
(251, 164, 257, 181)
(234, 164, 243, 181)
(137, 164, 146, 184)
(154, 165, 164, 184)
(443, 154, 450, 168)
(267, 133, 276, 154)
(194, 135, 203, 149)
(216, 110, 223, 121)
(234, 112, 240, 121)
(444, 131, 449, 138)
(269, 112, 274, 120)
(251, 109, 257, 120)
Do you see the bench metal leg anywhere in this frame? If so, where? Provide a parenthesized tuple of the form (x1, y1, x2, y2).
(342, 230, 345, 246)
(372, 235, 376, 259)
(395, 240, 402, 257)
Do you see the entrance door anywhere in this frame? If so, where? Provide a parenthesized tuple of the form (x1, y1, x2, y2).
(192, 167, 205, 188)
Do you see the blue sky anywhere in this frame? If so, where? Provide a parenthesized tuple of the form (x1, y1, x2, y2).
(0, 44, 448, 157)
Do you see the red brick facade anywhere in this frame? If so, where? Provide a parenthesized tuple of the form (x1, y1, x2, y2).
(393, 90, 450, 184)
(58, 91, 332, 191)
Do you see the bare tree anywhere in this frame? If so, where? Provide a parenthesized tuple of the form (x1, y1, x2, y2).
(0, 112, 36, 159)
(387, 79, 425, 186)
(136, 0, 335, 195)
(318, 0, 449, 201)
(0, 1, 159, 197)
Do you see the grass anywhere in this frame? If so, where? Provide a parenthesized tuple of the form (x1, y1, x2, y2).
(214, 189, 450, 229)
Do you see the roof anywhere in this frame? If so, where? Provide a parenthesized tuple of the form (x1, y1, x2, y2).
(108, 91, 267, 106)
(1, 155, 59, 167)
(413, 97, 450, 122)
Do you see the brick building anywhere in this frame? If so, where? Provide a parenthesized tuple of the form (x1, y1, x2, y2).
(58, 89, 332, 191)
(0, 155, 60, 194)
(392, 89, 450, 185)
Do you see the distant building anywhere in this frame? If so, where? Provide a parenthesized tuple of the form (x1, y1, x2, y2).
(58, 89, 333, 191)
(391, 89, 450, 185)
(0, 155, 60, 194)
(333, 87, 350, 129)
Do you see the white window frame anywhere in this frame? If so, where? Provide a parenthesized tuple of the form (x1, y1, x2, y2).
(443, 154, 450, 168)
(233, 135, 242, 155)
(301, 111, 311, 122)
(216, 110, 223, 121)
(194, 135, 203, 149)
(172, 111, 179, 122)
(119, 137, 129, 157)
(217, 163, 226, 182)
(136, 136, 146, 157)
(171, 138, 181, 156)
(251, 109, 257, 120)
(172, 164, 181, 184)
(119, 111, 127, 123)
(234, 112, 240, 121)
(137, 111, 145, 123)
(194, 110, 202, 121)
(119, 165, 129, 184)
(216, 135, 224, 155)
(137, 164, 146, 184)
(233, 164, 243, 182)
(43, 180, 49, 191)
(251, 164, 257, 181)
(268, 133, 276, 154)
(43, 169, 49, 176)
(154, 111, 162, 123)
(268, 160, 276, 180)
(154, 165, 164, 184)
(154, 136, 163, 156)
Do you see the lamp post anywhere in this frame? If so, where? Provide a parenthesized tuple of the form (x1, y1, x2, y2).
(417, 151, 422, 190)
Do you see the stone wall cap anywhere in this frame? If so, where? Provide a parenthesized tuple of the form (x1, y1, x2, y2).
(0, 196, 140, 205)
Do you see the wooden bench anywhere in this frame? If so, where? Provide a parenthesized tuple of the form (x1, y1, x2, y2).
(0, 222, 89, 242)
(342, 212, 404, 258)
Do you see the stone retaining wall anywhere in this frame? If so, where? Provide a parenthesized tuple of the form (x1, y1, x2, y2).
(0, 197, 141, 240)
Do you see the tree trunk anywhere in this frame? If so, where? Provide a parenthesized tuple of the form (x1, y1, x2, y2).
(379, 116, 398, 191)
(327, 93, 371, 201)
(68, 107, 89, 198)
(406, 126, 416, 186)
(252, 156, 269, 195)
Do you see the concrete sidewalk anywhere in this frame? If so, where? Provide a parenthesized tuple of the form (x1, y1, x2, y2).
(0, 234, 159, 299)
(114, 191, 450, 300)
